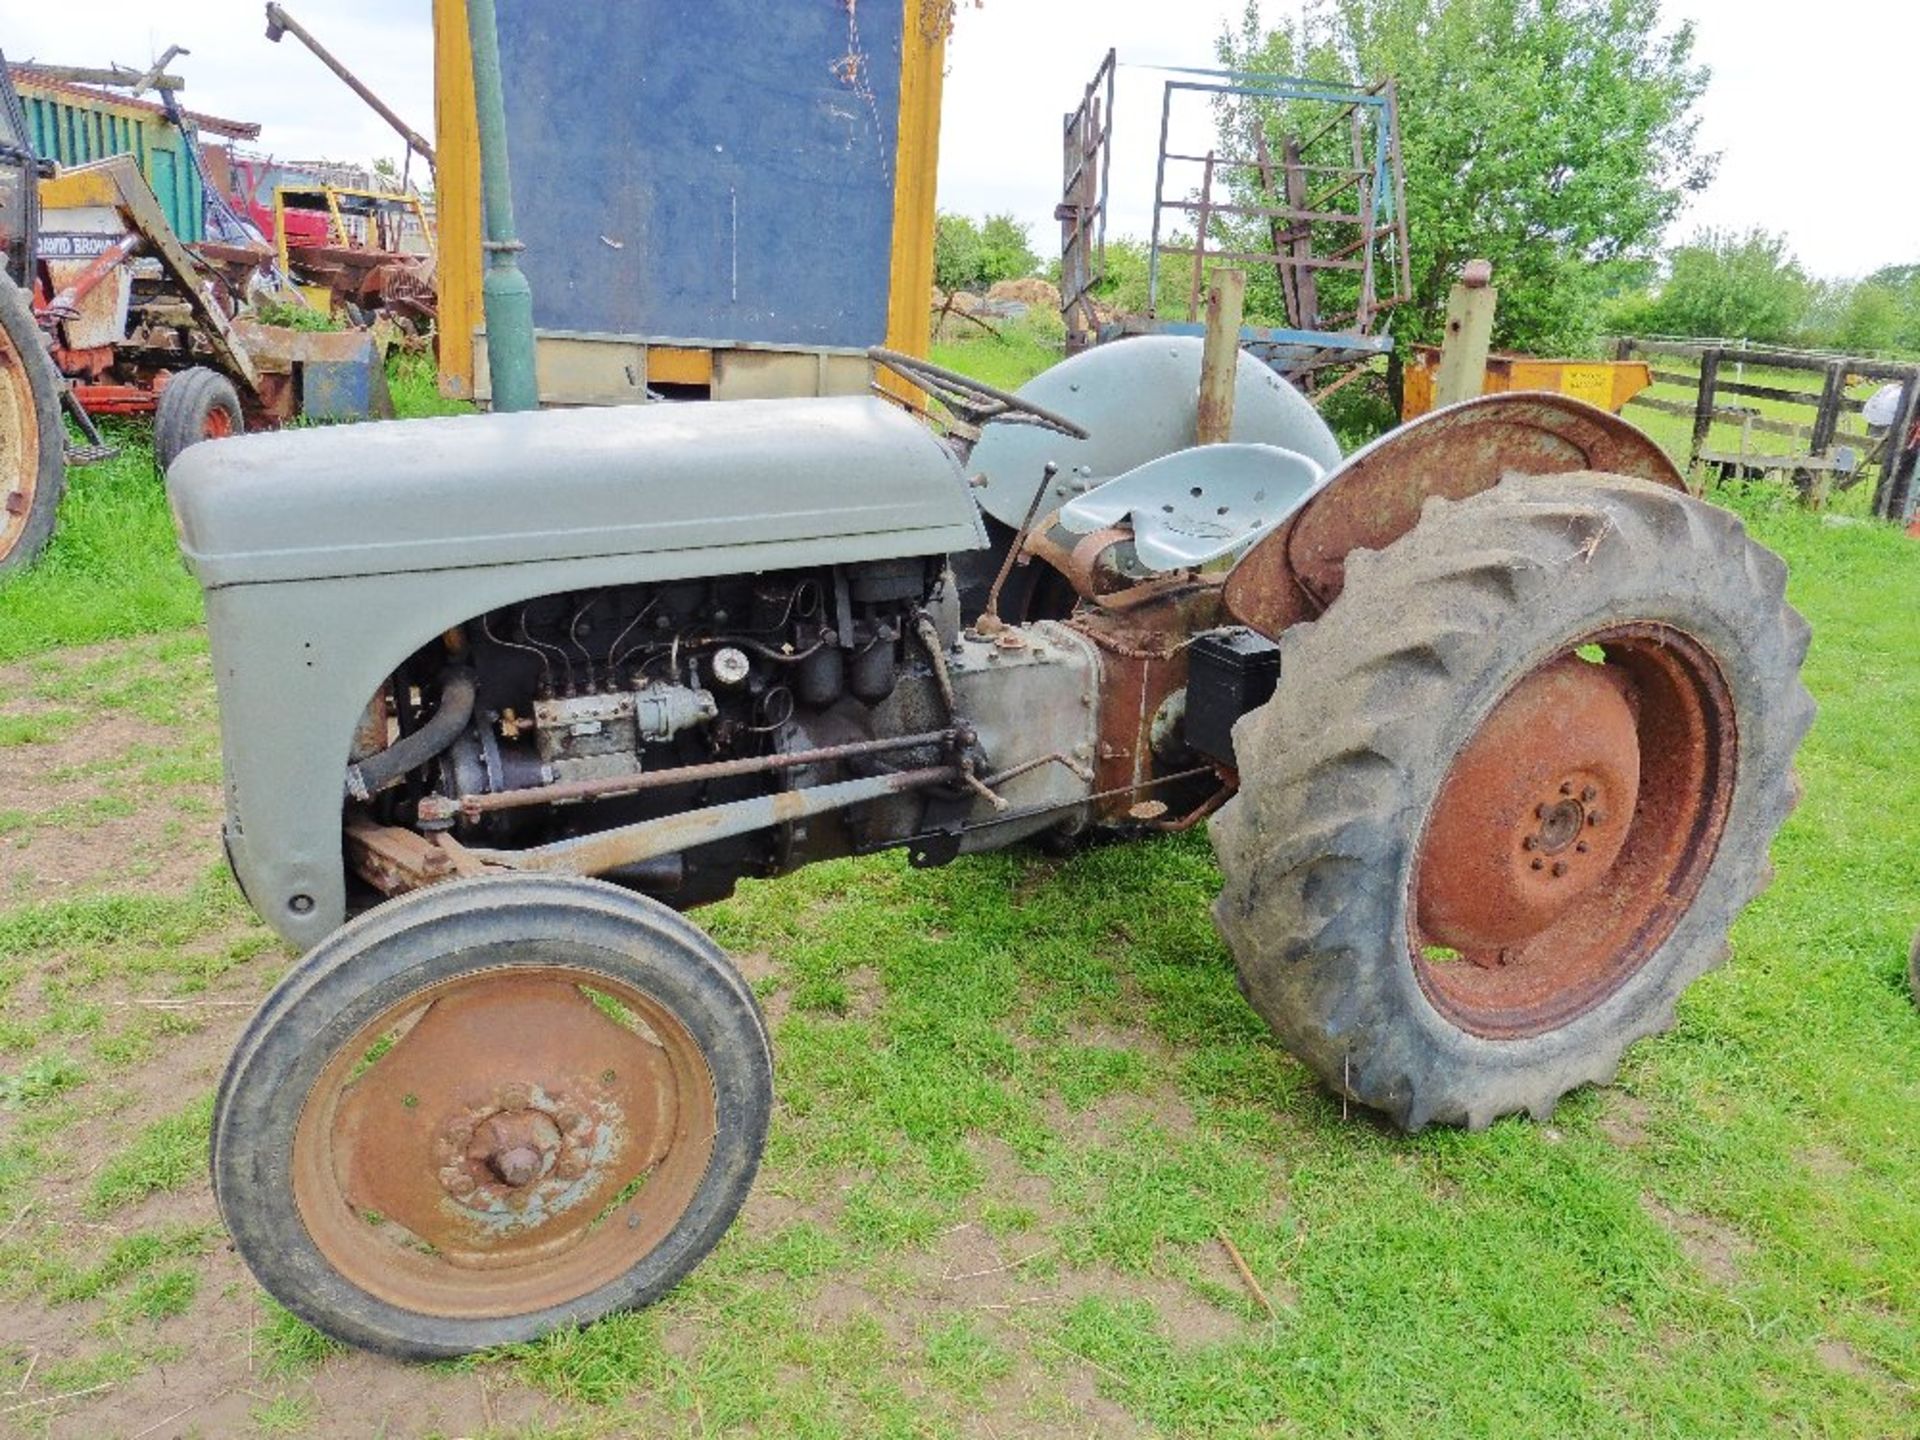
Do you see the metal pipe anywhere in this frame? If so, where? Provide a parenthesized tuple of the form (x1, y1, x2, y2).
(464, 0, 539, 413)
(263, 5, 436, 171)
(458, 727, 957, 817)
(468, 766, 957, 877)
(345, 669, 476, 800)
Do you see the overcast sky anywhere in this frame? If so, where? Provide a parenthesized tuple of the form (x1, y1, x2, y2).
(5, 1, 1915, 279)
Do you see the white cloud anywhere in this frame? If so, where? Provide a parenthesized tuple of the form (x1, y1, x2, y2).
(5, 0, 1913, 278)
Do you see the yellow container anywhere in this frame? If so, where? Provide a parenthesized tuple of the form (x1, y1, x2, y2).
(1402, 347, 1652, 420)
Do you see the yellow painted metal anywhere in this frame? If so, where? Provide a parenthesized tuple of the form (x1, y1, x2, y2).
(433, 0, 483, 398)
(1402, 348, 1654, 420)
(35, 167, 123, 209)
(273, 184, 437, 261)
(877, 0, 949, 404)
(646, 346, 714, 387)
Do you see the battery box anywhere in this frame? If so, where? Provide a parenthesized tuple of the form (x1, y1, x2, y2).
(1185, 627, 1283, 767)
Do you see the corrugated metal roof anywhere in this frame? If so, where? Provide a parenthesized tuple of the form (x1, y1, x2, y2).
(7, 66, 261, 139)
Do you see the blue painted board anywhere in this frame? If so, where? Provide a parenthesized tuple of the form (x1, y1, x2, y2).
(496, 1, 903, 349)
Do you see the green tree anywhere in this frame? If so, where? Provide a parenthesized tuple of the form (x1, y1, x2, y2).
(1831, 282, 1903, 356)
(1860, 263, 1920, 354)
(933, 212, 984, 294)
(934, 212, 1038, 294)
(1217, 0, 1714, 368)
(1637, 229, 1809, 343)
(976, 213, 1040, 286)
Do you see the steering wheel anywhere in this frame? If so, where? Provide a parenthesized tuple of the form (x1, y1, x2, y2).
(869, 347, 1090, 440)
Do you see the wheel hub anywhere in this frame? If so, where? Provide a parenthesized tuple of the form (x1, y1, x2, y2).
(1418, 656, 1640, 953)
(435, 1089, 591, 1210)
(1409, 625, 1737, 1040)
(316, 974, 682, 1271)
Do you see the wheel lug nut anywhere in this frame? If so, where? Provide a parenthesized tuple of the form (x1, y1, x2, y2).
(1581, 785, 1597, 803)
(1552, 861, 1569, 877)
(1521, 836, 1537, 851)
(1560, 781, 1574, 796)
(1535, 803, 1549, 819)
(1588, 812, 1605, 827)
(1530, 858, 1545, 871)
(1576, 841, 1589, 854)
(491, 1145, 544, 1187)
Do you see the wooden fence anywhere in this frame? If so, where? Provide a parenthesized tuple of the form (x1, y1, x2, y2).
(1613, 338, 1919, 522)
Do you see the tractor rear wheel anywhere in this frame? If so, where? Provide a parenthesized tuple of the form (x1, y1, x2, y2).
(1211, 472, 1813, 1130)
(212, 875, 773, 1358)
(155, 366, 243, 472)
(0, 269, 66, 576)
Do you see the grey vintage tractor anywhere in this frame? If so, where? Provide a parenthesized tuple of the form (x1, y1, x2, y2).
(170, 338, 1812, 1358)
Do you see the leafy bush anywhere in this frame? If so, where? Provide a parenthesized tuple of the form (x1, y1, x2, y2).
(934, 212, 1039, 294)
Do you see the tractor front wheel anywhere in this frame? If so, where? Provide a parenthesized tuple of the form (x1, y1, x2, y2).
(212, 875, 773, 1358)
(1211, 472, 1814, 1130)
(0, 270, 66, 575)
(155, 366, 243, 472)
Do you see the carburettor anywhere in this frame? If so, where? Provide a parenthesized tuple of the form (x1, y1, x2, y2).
(532, 681, 719, 784)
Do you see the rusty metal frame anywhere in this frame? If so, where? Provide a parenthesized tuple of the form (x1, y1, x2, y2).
(1058, 49, 1115, 354)
(1145, 70, 1410, 340)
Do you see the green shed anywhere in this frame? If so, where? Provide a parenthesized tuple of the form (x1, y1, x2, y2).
(7, 66, 258, 244)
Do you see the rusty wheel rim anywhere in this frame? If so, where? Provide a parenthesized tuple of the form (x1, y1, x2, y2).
(203, 407, 235, 440)
(1411, 625, 1737, 1038)
(0, 326, 42, 556)
(291, 960, 717, 1319)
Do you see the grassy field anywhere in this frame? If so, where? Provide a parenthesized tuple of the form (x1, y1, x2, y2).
(0, 340, 1913, 1437)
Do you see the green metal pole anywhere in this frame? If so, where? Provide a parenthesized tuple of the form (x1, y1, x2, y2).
(464, 0, 538, 413)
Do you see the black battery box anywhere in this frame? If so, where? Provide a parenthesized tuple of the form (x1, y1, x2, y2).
(1185, 627, 1283, 767)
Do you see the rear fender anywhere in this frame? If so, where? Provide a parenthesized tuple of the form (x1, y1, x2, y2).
(1222, 392, 1686, 637)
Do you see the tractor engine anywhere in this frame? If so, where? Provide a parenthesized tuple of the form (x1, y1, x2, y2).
(345, 557, 1107, 910)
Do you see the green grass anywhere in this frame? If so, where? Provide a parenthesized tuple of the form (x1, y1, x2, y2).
(88, 1092, 215, 1215)
(931, 320, 1062, 392)
(0, 427, 202, 662)
(0, 354, 470, 665)
(0, 332, 1910, 1435)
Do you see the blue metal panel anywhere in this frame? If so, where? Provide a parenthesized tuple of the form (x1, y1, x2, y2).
(303, 355, 377, 422)
(495, 0, 903, 349)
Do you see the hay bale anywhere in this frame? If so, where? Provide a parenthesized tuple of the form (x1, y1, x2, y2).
(988, 277, 1061, 312)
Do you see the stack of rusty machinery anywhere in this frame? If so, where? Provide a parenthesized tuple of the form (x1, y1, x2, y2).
(1058, 52, 1410, 402)
(260, 3, 439, 330)
(0, 49, 401, 574)
(169, 6, 1815, 1361)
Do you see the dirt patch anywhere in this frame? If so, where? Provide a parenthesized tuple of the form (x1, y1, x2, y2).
(842, 965, 885, 1020)
(1800, 1144, 1855, 1182)
(1813, 1337, 1873, 1379)
(731, 949, 788, 1026)
(1599, 1092, 1653, 1148)
(1642, 1195, 1753, 1286)
(0, 640, 224, 901)
(897, 1219, 1247, 1352)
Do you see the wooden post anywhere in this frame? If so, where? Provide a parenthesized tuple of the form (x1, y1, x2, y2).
(1690, 348, 1722, 473)
(1197, 268, 1247, 445)
(1432, 260, 1496, 408)
(1873, 373, 1920, 522)
(1281, 138, 1318, 329)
